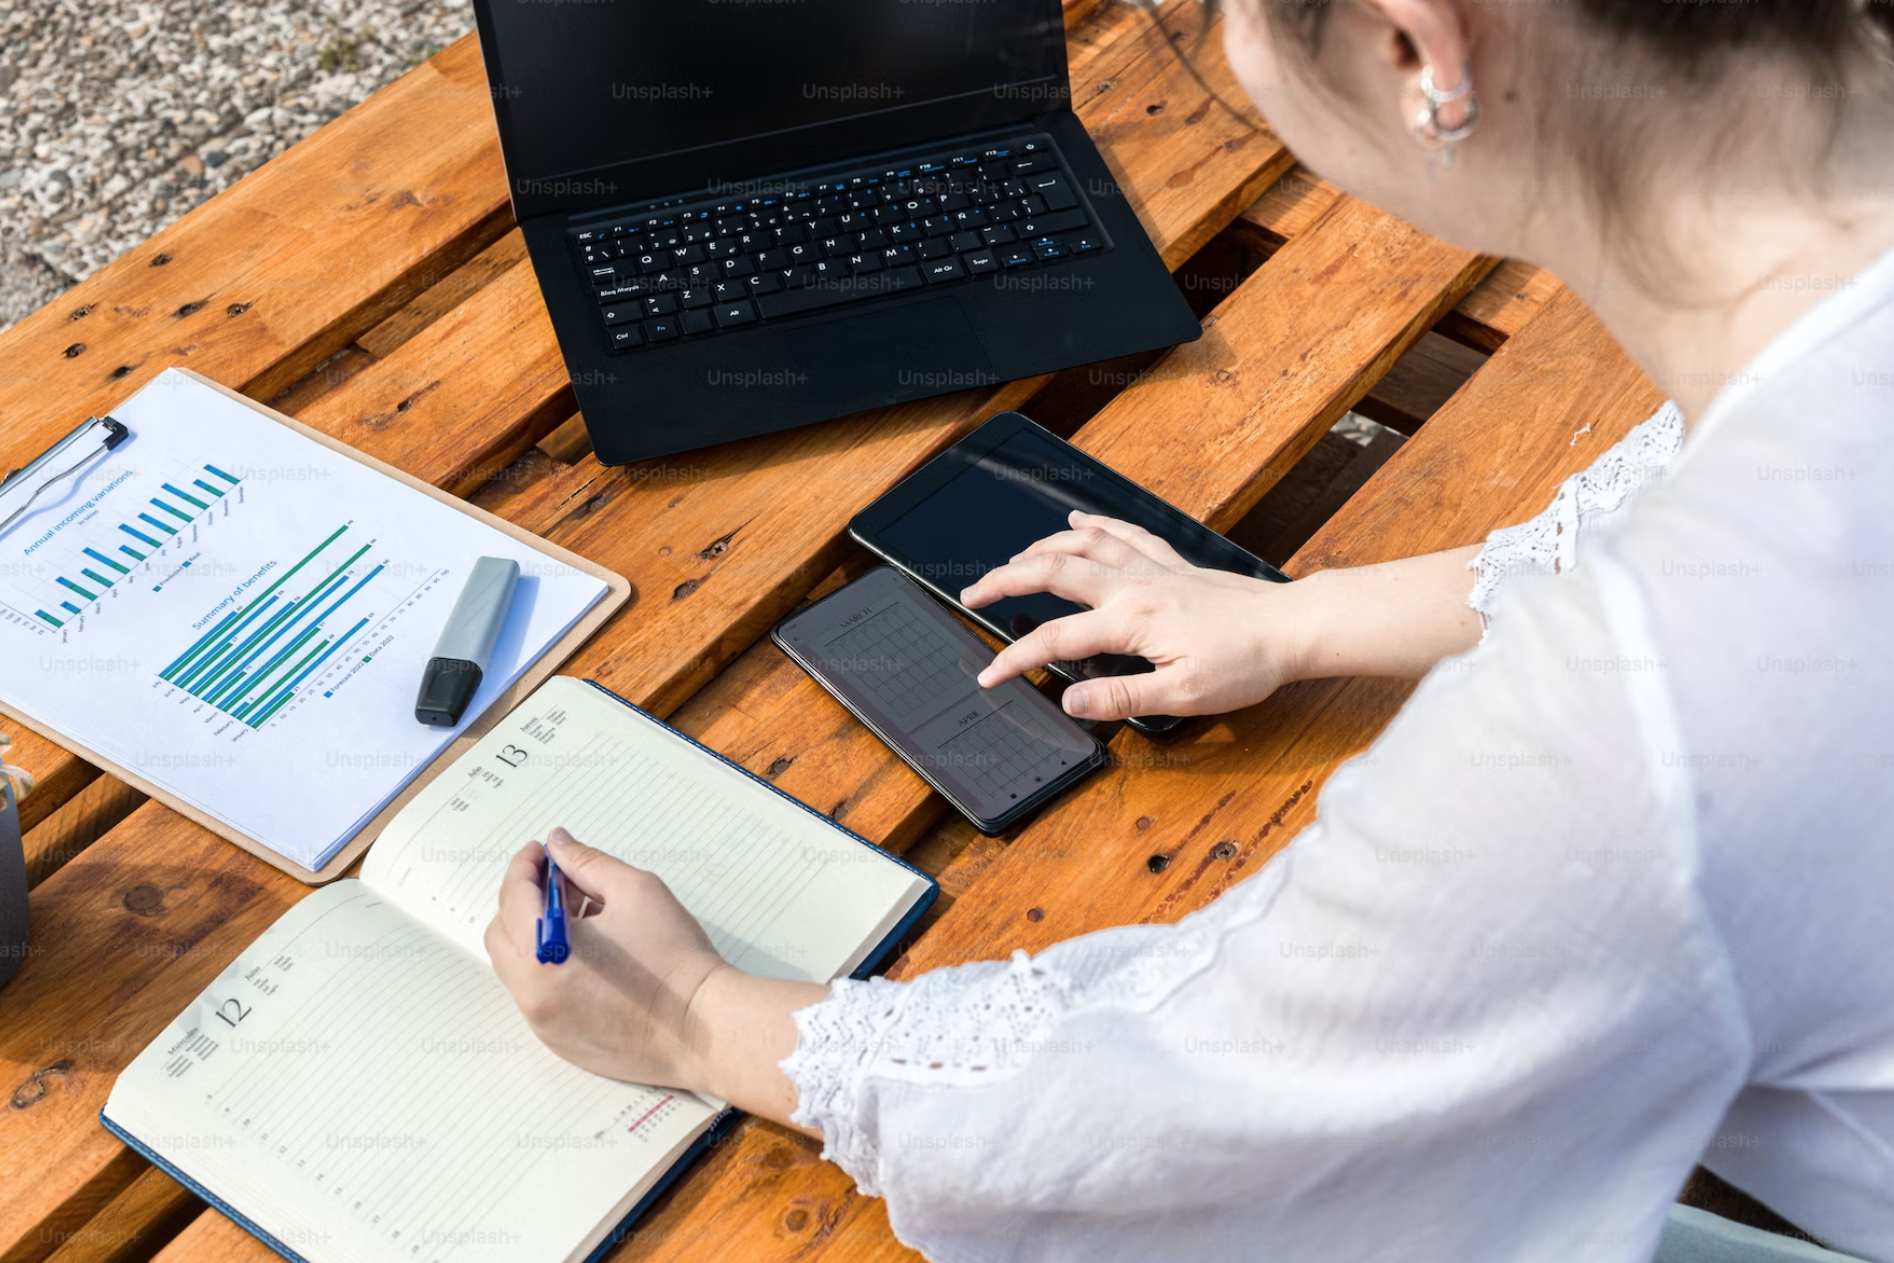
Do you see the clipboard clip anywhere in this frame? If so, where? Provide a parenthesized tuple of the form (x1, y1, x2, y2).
(0, 416, 130, 541)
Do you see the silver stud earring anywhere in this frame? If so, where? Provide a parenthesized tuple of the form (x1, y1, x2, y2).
(1411, 65, 1480, 170)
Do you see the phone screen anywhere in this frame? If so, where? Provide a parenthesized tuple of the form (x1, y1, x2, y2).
(774, 567, 1102, 833)
(866, 417, 1285, 671)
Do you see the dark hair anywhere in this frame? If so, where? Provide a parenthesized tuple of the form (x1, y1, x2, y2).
(1253, 0, 1894, 67)
(1572, 0, 1894, 71)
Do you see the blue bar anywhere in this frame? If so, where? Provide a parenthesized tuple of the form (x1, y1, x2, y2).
(199, 566, 356, 703)
(205, 464, 239, 485)
(164, 603, 253, 680)
(119, 544, 146, 562)
(137, 513, 177, 537)
(151, 498, 192, 523)
(60, 601, 82, 615)
(162, 482, 210, 510)
(193, 479, 224, 498)
(84, 547, 131, 575)
(35, 610, 62, 628)
(177, 595, 284, 691)
(121, 523, 161, 548)
(219, 622, 322, 713)
(251, 619, 366, 726)
(57, 577, 97, 602)
(234, 625, 330, 719)
(80, 568, 115, 590)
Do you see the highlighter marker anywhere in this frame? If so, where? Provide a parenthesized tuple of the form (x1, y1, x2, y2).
(414, 556, 520, 726)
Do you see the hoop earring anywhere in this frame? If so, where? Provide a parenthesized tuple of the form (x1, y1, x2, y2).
(1411, 65, 1481, 170)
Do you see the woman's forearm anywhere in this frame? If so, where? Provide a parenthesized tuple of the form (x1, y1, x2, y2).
(689, 966, 829, 1135)
(1287, 545, 1484, 683)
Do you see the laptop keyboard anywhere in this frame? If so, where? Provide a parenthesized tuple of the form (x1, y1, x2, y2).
(569, 135, 1108, 354)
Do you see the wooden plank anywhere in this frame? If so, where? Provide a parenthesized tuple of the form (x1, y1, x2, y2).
(596, 288, 1661, 1263)
(1235, 163, 1559, 351)
(146, 1211, 257, 1263)
(1234, 163, 1342, 245)
(0, 1150, 145, 1263)
(0, 5, 1291, 1256)
(1, 730, 100, 836)
(39, 1168, 197, 1263)
(21, 776, 147, 890)
(1440, 258, 1564, 352)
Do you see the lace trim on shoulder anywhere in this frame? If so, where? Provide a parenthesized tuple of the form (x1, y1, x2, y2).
(1467, 401, 1684, 629)
(778, 862, 1291, 1193)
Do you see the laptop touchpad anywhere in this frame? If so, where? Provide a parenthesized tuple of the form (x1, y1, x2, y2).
(789, 296, 997, 400)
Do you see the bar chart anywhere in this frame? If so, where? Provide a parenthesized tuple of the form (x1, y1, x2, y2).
(159, 523, 390, 730)
(25, 462, 242, 630)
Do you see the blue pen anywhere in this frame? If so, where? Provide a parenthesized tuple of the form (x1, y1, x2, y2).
(536, 843, 570, 965)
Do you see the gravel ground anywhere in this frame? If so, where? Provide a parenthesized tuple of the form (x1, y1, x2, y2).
(0, 0, 475, 332)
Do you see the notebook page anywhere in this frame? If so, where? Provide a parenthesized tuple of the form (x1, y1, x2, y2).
(363, 678, 930, 977)
(104, 881, 715, 1263)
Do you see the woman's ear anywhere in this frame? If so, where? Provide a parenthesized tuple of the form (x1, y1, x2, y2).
(1365, 0, 1472, 87)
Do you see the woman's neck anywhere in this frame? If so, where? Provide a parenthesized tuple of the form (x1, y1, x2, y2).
(1531, 186, 1894, 432)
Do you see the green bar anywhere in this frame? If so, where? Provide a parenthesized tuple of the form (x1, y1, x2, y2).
(81, 568, 115, 589)
(162, 483, 210, 510)
(154, 500, 192, 523)
(206, 464, 240, 485)
(162, 525, 350, 682)
(57, 577, 98, 602)
(35, 611, 63, 628)
(195, 544, 366, 699)
(250, 641, 330, 726)
(218, 622, 321, 711)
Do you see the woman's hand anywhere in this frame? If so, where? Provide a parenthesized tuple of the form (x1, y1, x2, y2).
(485, 828, 826, 1128)
(961, 511, 1486, 721)
(961, 511, 1314, 720)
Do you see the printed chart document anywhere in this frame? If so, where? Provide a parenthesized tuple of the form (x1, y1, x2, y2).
(103, 678, 936, 1263)
(0, 370, 609, 871)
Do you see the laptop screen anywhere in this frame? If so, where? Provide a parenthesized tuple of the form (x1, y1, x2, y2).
(475, 0, 1069, 218)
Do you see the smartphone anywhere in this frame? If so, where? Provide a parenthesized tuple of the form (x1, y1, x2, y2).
(772, 566, 1106, 835)
(849, 412, 1290, 734)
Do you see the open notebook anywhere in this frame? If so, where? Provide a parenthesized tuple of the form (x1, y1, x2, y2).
(102, 678, 936, 1263)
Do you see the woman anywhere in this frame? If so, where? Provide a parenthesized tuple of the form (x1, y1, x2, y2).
(484, 1, 1894, 1259)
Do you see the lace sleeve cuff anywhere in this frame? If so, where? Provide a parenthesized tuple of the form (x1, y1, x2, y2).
(1466, 401, 1684, 632)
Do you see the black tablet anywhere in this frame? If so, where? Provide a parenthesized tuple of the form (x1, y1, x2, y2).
(849, 412, 1289, 732)
(773, 567, 1105, 835)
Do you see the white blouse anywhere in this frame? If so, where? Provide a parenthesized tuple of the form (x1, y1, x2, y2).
(780, 245, 1894, 1263)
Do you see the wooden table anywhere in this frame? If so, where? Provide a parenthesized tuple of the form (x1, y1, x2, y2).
(0, 3, 1656, 1261)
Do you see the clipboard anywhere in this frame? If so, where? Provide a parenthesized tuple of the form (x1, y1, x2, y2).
(0, 369, 630, 885)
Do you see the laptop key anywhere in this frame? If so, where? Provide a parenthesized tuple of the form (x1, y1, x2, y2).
(644, 293, 682, 316)
(949, 231, 984, 253)
(962, 250, 1000, 276)
(981, 224, 1019, 247)
(1030, 237, 1066, 261)
(924, 257, 968, 284)
(679, 286, 716, 310)
(602, 305, 642, 326)
(1026, 174, 1079, 211)
(918, 238, 952, 260)
(713, 300, 759, 329)
(1065, 232, 1104, 255)
(682, 309, 716, 336)
(998, 246, 1036, 269)
(1016, 209, 1089, 239)
(643, 315, 681, 342)
(745, 271, 785, 296)
(608, 326, 642, 353)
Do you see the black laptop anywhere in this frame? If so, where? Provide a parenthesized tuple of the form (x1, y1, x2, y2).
(468, 0, 1202, 465)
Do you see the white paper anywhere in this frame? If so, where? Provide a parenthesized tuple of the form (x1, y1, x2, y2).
(0, 370, 608, 870)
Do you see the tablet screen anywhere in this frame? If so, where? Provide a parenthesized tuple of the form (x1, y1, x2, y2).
(871, 422, 1280, 643)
